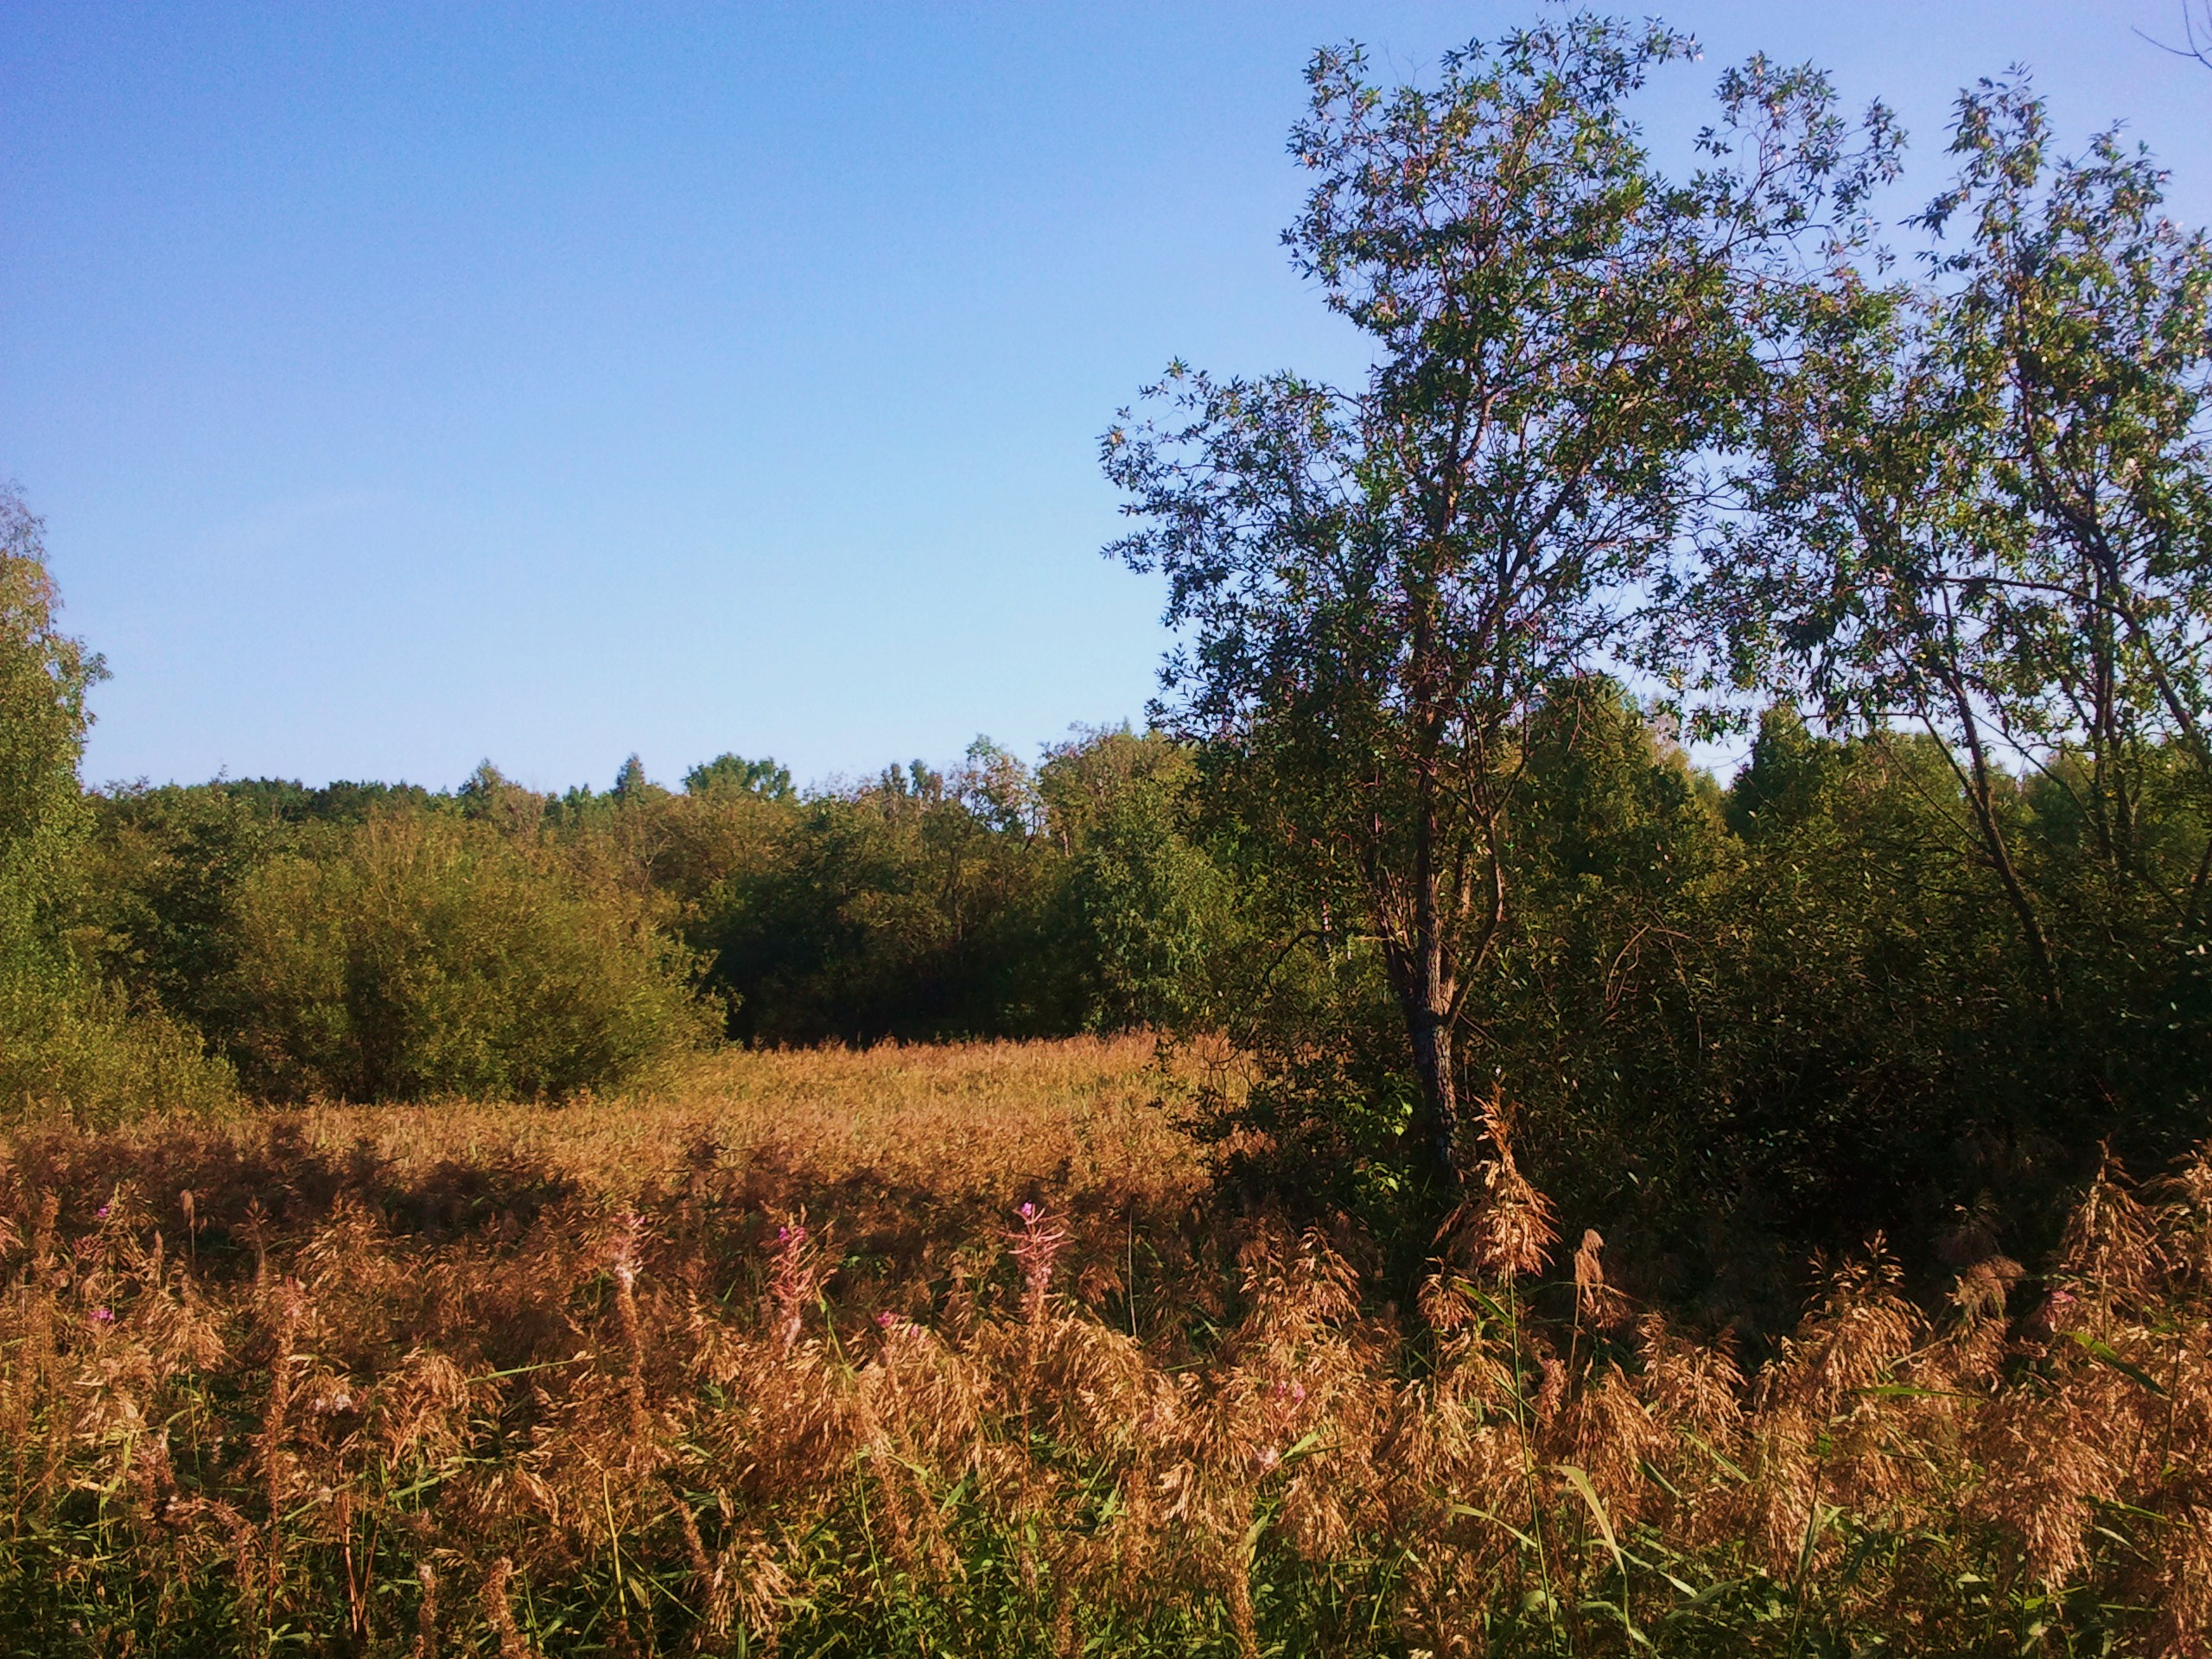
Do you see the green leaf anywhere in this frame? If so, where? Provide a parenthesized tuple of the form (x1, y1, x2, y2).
(1556, 1464, 1644, 1645)
(2065, 1331, 2169, 1395)
(1555, 1465, 1624, 1563)
(1681, 1431, 1751, 1483)
(1446, 1502, 1540, 1552)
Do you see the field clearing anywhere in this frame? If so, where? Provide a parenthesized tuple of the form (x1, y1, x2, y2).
(4, 1039, 2212, 1655)
(6, 1034, 1206, 1306)
(291, 1033, 1202, 1211)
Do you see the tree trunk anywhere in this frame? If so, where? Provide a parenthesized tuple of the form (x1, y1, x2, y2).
(1937, 678, 2063, 1013)
(1410, 1010, 1461, 1179)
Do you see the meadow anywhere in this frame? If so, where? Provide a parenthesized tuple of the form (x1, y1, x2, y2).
(8, 12, 2212, 1656)
(5, 1036, 2212, 1657)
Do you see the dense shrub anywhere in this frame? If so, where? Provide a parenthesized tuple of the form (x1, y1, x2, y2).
(214, 812, 716, 1101)
(696, 753, 1058, 1043)
(77, 731, 1224, 1097)
(1039, 727, 1235, 1031)
(1179, 677, 2212, 1313)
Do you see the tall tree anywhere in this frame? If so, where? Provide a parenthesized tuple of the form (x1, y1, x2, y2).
(0, 485, 102, 989)
(0, 484, 226, 1120)
(1104, 16, 1894, 1179)
(1696, 77, 2212, 1007)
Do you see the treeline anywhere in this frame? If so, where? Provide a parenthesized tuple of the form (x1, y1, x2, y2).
(3, 512, 2209, 1309)
(12, 648, 2202, 1311)
(79, 727, 1214, 1096)
(0, 486, 1226, 1117)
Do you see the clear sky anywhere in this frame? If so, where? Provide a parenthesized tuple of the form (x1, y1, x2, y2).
(5, 2, 2209, 794)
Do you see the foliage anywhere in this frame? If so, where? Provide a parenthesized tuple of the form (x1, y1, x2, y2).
(1670, 71, 2212, 1258)
(1104, 19, 1900, 1178)
(73, 728, 1228, 1081)
(12, 16, 2212, 1644)
(0, 487, 231, 1122)
(0, 492, 98, 885)
(686, 733, 1230, 1045)
(207, 811, 717, 1102)
(1694, 74, 2212, 1002)
(683, 750, 796, 802)
(1082, 18, 2212, 1294)
(1038, 727, 1235, 1032)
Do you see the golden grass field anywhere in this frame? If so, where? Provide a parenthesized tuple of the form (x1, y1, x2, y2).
(289, 1034, 1201, 1213)
(4, 1037, 2212, 1656)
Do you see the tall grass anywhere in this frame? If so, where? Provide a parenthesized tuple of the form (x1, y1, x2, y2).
(2, 1039, 2208, 1656)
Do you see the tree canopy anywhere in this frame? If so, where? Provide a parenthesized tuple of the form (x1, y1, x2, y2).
(1105, 17, 1898, 1179)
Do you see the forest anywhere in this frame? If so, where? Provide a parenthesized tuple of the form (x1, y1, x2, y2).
(4, 11, 2212, 1654)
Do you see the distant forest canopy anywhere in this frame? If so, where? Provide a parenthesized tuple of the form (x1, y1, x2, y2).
(86, 724, 1213, 1072)
(4, 11, 2211, 1312)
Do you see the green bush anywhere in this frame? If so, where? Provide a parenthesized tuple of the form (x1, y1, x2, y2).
(218, 812, 718, 1101)
(0, 977, 233, 1127)
(1039, 728, 1233, 1032)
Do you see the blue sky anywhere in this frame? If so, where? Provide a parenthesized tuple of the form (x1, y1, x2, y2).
(6, 2, 2209, 793)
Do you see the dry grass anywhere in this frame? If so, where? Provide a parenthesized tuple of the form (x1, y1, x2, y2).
(296, 1033, 1199, 1211)
(3, 1039, 2211, 1656)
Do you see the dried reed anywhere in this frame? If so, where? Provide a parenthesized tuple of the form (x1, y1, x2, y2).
(0, 1039, 2206, 1654)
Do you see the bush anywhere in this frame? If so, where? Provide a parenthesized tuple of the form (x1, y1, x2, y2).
(218, 812, 718, 1101)
(0, 977, 233, 1127)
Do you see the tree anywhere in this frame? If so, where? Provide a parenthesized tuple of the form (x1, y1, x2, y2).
(456, 761, 547, 836)
(1039, 728, 1231, 1030)
(0, 486, 100, 907)
(1928, 88, 2212, 936)
(2143, 3, 2212, 72)
(612, 753, 666, 804)
(1698, 77, 2212, 1011)
(0, 485, 230, 1116)
(0, 483, 105, 1028)
(696, 747, 1066, 1043)
(683, 753, 795, 803)
(1104, 16, 1895, 1180)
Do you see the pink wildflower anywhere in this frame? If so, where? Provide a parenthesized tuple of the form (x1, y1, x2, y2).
(1009, 1201, 1067, 1326)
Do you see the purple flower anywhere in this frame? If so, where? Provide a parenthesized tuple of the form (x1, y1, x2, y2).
(94, 1205, 109, 1222)
(1017, 1202, 1039, 1224)
(89, 1307, 115, 1325)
